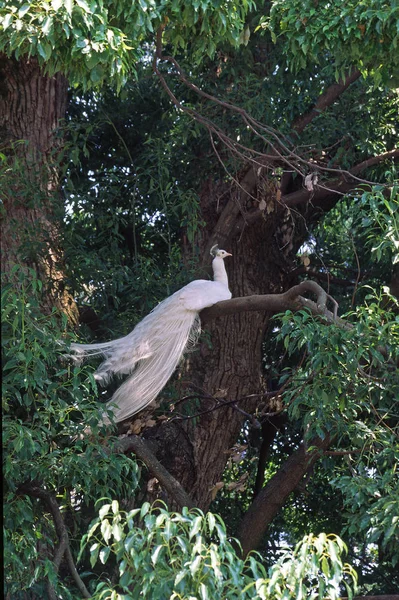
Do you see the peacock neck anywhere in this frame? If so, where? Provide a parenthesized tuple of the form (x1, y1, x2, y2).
(212, 257, 229, 287)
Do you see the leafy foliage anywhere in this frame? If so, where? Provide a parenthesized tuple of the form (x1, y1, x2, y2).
(2, 0, 399, 595)
(80, 500, 357, 599)
(2, 269, 140, 597)
(0, 0, 253, 88)
(271, 190, 399, 571)
(264, 0, 399, 83)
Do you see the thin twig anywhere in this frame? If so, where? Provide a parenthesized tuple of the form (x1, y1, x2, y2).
(152, 39, 394, 193)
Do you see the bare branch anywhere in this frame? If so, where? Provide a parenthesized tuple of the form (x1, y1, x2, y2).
(114, 435, 195, 509)
(152, 39, 390, 195)
(281, 148, 399, 208)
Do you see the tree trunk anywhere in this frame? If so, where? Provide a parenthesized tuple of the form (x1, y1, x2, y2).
(145, 175, 308, 510)
(0, 54, 78, 324)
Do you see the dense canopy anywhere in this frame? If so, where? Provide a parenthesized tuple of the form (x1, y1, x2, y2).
(1, 0, 398, 598)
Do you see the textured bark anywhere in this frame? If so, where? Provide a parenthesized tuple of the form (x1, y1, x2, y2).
(0, 54, 78, 324)
(144, 180, 308, 510)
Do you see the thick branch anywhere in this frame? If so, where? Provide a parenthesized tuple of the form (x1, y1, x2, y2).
(114, 435, 195, 509)
(281, 149, 399, 208)
(18, 483, 91, 598)
(237, 435, 331, 556)
(201, 280, 340, 325)
(292, 70, 361, 134)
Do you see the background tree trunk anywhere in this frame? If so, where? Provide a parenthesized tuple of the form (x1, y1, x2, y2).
(145, 175, 309, 510)
(0, 54, 78, 324)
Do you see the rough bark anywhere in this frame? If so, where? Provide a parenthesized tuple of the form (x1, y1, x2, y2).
(0, 54, 78, 324)
(132, 60, 396, 553)
(144, 181, 308, 509)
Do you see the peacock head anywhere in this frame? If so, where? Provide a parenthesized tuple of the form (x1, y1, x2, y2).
(210, 244, 232, 259)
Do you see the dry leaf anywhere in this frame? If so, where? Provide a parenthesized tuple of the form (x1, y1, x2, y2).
(226, 473, 248, 492)
(129, 419, 144, 435)
(210, 481, 225, 501)
(213, 388, 228, 399)
(305, 173, 314, 191)
(259, 199, 266, 211)
(147, 477, 159, 492)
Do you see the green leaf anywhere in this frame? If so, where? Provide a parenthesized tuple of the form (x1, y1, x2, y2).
(189, 516, 202, 539)
(89, 542, 100, 568)
(99, 504, 111, 519)
(75, 0, 91, 13)
(18, 4, 31, 18)
(3, 14, 14, 30)
(42, 16, 53, 36)
(99, 546, 110, 564)
(101, 519, 112, 543)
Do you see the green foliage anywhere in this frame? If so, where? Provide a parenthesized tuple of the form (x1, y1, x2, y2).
(2, 0, 399, 593)
(264, 0, 399, 83)
(332, 466, 399, 566)
(80, 500, 357, 599)
(2, 268, 140, 597)
(0, 0, 253, 89)
(278, 297, 399, 434)
(273, 291, 399, 568)
(360, 186, 399, 265)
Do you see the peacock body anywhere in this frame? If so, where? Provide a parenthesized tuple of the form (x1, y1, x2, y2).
(70, 246, 232, 423)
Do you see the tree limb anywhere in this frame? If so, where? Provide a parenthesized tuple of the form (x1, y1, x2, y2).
(237, 435, 332, 556)
(153, 41, 379, 188)
(152, 36, 394, 255)
(281, 148, 399, 208)
(18, 483, 91, 599)
(292, 70, 361, 134)
(114, 435, 195, 509)
(201, 280, 340, 325)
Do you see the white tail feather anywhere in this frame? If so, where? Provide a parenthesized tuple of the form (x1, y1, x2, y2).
(107, 311, 200, 422)
(71, 292, 201, 422)
(68, 248, 232, 423)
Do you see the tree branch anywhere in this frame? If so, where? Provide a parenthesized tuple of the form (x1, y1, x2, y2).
(18, 483, 91, 598)
(114, 435, 195, 509)
(153, 42, 379, 188)
(152, 36, 394, 255)
(281, 148, 399, 208)
(201, 280, 340, 325)
(237, 435, 332, 556)
(292, 70, 361, 134)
